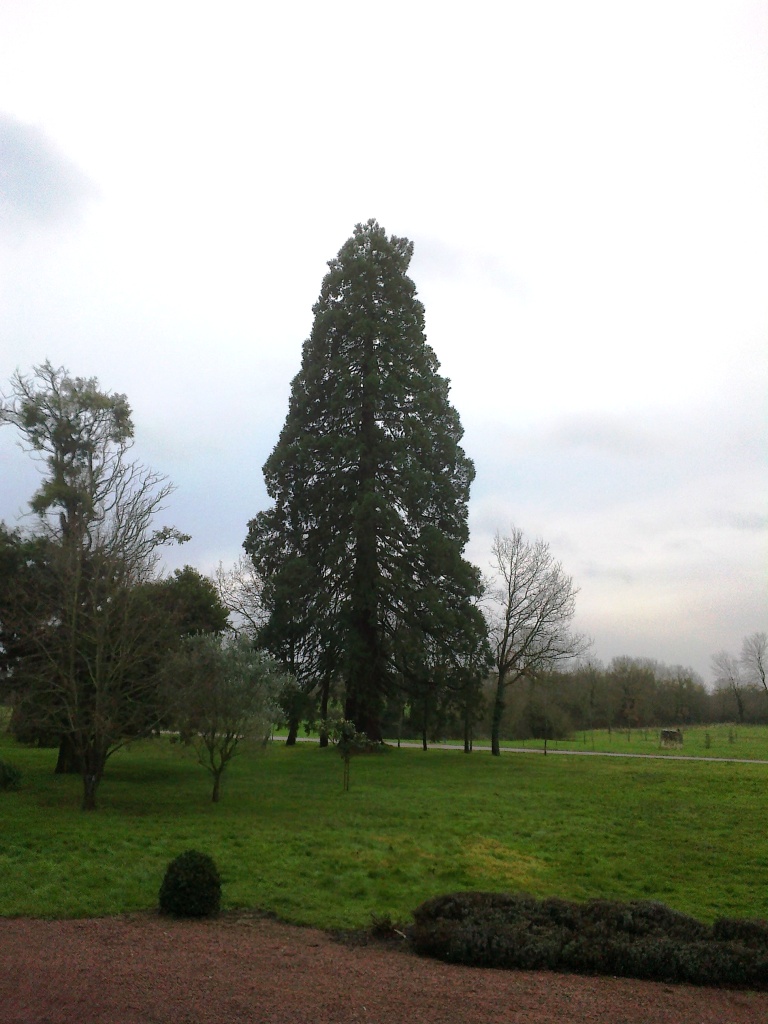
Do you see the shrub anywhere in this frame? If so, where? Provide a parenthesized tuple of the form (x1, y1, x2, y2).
(712, 916, 768, 947)
(411, 891, 768, 988)
(0, 759, 22, 791)
(579, 898, 710, 942)
(158, 850, 222, 918)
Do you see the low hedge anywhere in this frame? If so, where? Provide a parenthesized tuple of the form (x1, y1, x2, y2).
(411, 892, 768, 988)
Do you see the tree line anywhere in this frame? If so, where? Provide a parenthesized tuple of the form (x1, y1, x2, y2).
(480, 652, 764, 745)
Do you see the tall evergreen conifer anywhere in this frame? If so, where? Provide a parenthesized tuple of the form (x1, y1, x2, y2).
(246, 220, 485, 741)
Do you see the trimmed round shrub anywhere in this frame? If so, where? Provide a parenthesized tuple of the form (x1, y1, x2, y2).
(158, 850, 222, 918)
(0, 759, 22, 791)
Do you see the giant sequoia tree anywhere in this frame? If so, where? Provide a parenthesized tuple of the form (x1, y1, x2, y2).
(246, 220, 485, 741)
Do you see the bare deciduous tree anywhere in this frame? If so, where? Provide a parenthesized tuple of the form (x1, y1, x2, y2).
(711, 650, 746, 723)
(214, 554, 266, 638)
(741, 632, 767, 694)
(485, 528, 590, 756)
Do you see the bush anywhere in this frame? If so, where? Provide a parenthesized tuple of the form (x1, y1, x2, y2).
(713, 916, 768, 947)
(0, 759, 22, 791)
(158, 850, 222, 918)
(578, 898, 710, 943)
(411, 891, 768, 988)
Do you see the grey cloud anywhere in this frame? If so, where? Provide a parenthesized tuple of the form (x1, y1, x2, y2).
(0, 114, 95, 230)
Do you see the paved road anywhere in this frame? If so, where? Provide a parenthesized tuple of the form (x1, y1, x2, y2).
(391, 740, 768, 764)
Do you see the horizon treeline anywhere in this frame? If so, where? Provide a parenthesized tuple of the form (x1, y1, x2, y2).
(382, 655, 768, 746)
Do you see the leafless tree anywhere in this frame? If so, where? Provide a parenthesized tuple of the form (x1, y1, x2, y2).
(711, 650, 746, 723)
(741, 632, 767, 694)
(485, 528, 590, 756)
(214, 554, 266, 637)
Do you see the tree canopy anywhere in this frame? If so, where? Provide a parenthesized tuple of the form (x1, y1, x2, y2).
(245, 220, 485, 740)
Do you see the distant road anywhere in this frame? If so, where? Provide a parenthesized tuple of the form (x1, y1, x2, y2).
(292, 735, 768, 765)
(394, 740, 768, 764)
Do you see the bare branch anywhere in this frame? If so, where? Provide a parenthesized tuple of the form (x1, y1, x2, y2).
(711, 649, 746, 722)
(741, 632, 767, 693)
(214, 554, 267, 638)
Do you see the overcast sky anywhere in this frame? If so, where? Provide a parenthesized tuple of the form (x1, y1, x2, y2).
(1, 1, 766, 682)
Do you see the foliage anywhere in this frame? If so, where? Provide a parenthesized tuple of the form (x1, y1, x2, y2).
(158, 849, 222, 918)
(245, 220, 485, 741)
(328, 717, 387, 791)
(0, 362, 188, 809)
(1, 361, 133, 525)
(3, 732, 768, 928)
(163, 633, 289, 801)
(713, 916, 768, 946)
(0, 758, 22, 791)
(332, 718, 366, 752)
(411, 891, 768, 987)
(151, 565, 231, 637)
(1, 544, 223, 761)
(0, 525, 57, 732)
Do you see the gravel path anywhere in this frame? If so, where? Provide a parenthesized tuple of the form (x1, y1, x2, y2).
(2, 912, 767, 1024)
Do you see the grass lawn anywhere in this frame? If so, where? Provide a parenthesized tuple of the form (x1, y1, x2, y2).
(1, 730, 766, 928)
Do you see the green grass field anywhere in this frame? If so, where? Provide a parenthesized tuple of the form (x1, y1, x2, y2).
(1, 729, 767, 928)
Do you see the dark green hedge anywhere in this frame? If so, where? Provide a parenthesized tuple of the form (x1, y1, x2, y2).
(411, 892, 768, 988)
